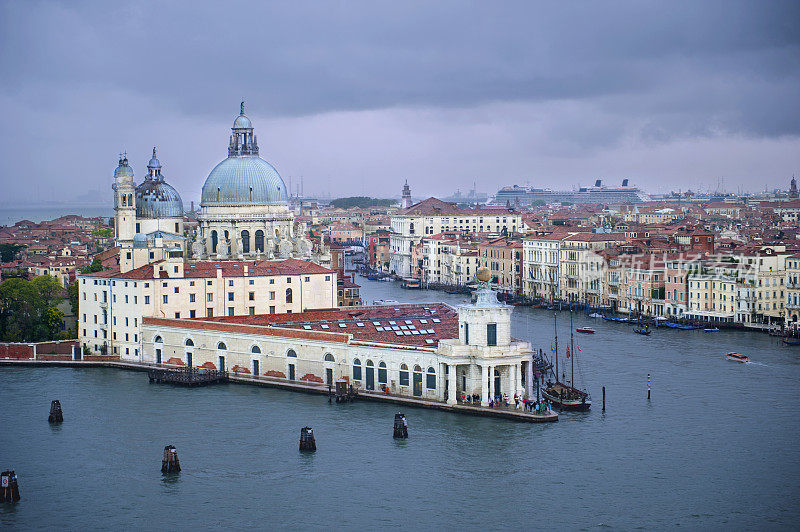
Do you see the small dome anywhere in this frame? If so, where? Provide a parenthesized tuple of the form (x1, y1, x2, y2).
(136, 179, 184, 219)
(114, 156, 134, 179)
(201, 157, 287, 205)
(148, 147, 162, 170)
(233, 114, 252, 129)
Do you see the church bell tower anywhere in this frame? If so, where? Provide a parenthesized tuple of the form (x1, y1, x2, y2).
(112, 154, 136, 264)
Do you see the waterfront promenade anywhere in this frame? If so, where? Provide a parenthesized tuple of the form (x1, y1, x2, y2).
(0, 358, 557, 423)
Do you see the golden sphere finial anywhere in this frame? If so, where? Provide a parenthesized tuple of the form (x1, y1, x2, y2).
(476, 266, 491, 283)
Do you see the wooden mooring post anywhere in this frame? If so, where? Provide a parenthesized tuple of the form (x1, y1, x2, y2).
(602, 386, 606, 411)
(647, 374, 651, 400)
(161, 445, 181, 474)
(299, 427, 316, 452)
(393, 413, 408, 439)
(48, 400, 63, 423)
(1, 470, 20, 502)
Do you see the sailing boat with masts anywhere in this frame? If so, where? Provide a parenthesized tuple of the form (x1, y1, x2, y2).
(542, 311, 591, 411)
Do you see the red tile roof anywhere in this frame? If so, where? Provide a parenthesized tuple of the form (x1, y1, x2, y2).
(82, 258, 334, 280)
(197, 303, 458, 348)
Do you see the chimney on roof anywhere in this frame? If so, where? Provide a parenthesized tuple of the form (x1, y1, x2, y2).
(595, 179, 602, 187)
(622, 179, 629, 187)
(244, 264, 248, 276)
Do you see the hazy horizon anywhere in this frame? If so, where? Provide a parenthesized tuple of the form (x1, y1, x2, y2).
(1, 1, 798, 205)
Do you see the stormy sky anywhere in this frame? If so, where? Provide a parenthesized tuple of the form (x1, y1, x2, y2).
(1, 1, 798, 205)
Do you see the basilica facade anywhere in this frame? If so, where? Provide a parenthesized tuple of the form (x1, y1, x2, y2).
(113, 103, 317, 272)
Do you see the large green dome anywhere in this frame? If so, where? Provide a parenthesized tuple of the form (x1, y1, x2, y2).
(201, 156, 288, 206)
(200, 103, 288, 206)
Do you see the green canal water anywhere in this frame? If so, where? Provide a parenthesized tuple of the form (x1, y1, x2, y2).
(2, 278, 799, 530)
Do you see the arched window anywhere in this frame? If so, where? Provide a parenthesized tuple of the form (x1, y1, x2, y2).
(378, 361, 387, 384)
(414, 365, 422, 372)
(217, 188, 221, 202)
(121, 194, 126, 206)
(251, 345, 261, 354)
(352, 358, 362, 381)
(287, 349, 297, 358)
(286, 288, 293, 304)
(241, 230, 250, 254)
(324, 353, 335, 362)
(255, 230, 264, 252)
(366, 359, 374, 367)
(217, 342, 227, 350)
(399, 363, 409, 386)
(426, 367, 436, 389)
(154, 336, 163, 343)
(184, 338, 194, 347)
(211, 230, 218, 254)
(127, 194, 132, 206)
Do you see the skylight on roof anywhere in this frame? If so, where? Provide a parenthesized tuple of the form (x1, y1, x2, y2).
(372, 321, 381, 326)
(420, 319, 428, 324)
(321, 324, 329, 329)
(432, 318, 441, 323)
(388, 321, 396, 325)
(395, 331, 403, 336)
(303, 325, 311, 330)
(404, 320, 412, 325)
(356, 322, 364, 327)
(425, 339, 435, 344)
(338, 323, 347, 328)
(426, 329, 435, 334)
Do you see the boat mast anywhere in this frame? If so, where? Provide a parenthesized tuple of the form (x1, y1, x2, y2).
(553, 312, 559, 384)
(570, 310, 575, 387)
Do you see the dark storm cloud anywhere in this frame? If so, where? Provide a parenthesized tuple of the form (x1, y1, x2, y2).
(0, 0, 798, 201)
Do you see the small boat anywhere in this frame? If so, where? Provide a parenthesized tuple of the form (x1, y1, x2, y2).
(372, 299, 399, 305)
(783, 337, 800, 346)
(704, 327, 720, 332)
(633, 325, 651, 335)
(588, 312, 603, 318)
(576, 327, 595, 334)
(542, 381, 591, 411)
(726, 352, 749, 363)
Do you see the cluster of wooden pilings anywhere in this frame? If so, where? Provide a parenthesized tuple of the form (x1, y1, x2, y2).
(1, 470, 20, 503)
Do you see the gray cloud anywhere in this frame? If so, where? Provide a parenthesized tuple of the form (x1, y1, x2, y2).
(0, 0, 798, 204)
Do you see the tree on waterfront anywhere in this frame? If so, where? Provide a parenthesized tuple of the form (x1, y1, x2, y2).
(330, 197, 397, 209)
(0, 275, 65, 342)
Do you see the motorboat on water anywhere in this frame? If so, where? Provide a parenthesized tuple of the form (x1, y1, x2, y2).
(576, 327, 595, 334)
(726, 352, 749, 363)
(704, 327, 720, 332)
(372, 299, 399, 305)
(588, 312, 603, 318)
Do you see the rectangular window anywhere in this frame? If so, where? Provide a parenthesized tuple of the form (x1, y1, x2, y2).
(228, 292, 234, 301)
(144, 295, 150, 305)
(304, 276, 310, 282)
(174, 286, 179, 293)
(269, 305, 275, 314)
(249, 306, 255, 315)
(162, 295, 168, 304)
(189, 310, 196, 318)
(248, 292, 254, 300)
(207, 293, 213, 302)
(207, 308, 213, 317)
(465, 323, 469, 345)
(189, 293, 195, 303)
(487, 323, 497, 346)
(174, 312, 180, 319)
(269, 291, 275, 300)
(228, 307, 234, 316)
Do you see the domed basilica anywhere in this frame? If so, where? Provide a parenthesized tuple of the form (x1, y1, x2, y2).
(112, 103, 315, 272)
(196, 102, 311, 260)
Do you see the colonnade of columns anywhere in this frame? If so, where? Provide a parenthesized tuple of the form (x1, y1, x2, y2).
(444, 361, 523, 407)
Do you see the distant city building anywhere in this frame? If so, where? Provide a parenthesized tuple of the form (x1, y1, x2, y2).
(401, 180, 413, 209)
(790, 175, 798, 198)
